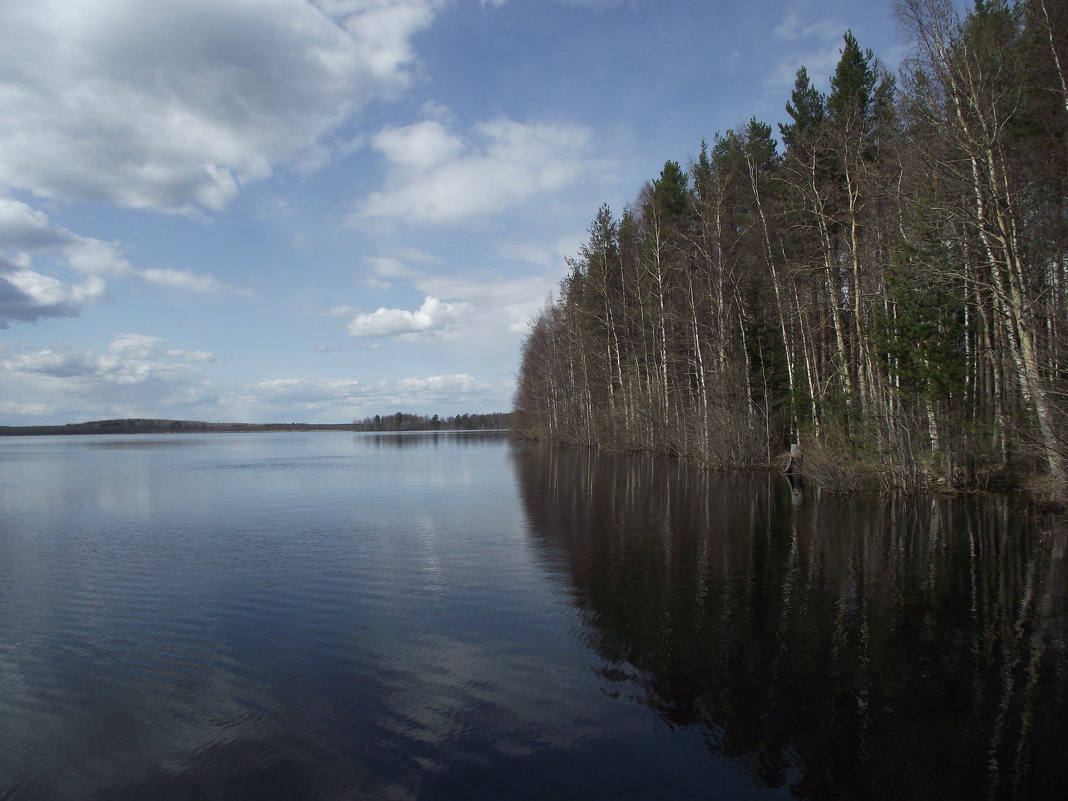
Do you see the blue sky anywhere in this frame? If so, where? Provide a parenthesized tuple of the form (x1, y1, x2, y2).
(0, 0, 904, 425)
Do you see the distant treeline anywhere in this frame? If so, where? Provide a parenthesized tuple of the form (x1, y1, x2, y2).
(515, 0, 1068, 501)
(1, 414, 513, 436)
(0, 419, 358, 436)
(352, 412, 513, 431)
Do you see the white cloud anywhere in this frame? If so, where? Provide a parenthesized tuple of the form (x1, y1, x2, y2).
(108, 333, 166, 360)
(249, 372, 501, 411)
(762, 4, 847, 90)
(3, 335, 215, 382)
(109, 332, 216, 363)
(0, 197, 250, 319)
(0, 259, 106, 328)
(367, 256, 423, 280)
(346, 296, 470, 339)
(415, 272, 560, 336)
(138, 268, 248, 296)
(64, 237, 133, 277)
(324, 304, 358, 317)
(395, 374, 486, 397)
(352, 115, 594, 225)
(0, 335, 219, 422)
(772, 9, 842, 43)
(371, 120, 465, 171)
(3, 345, 122, 380)
(255, 377, 365, 403)
(0, 197, 129, 277)
(336, 0, 443, 84)
(341, 230, 577, 343)
(0, 0, 442, 215)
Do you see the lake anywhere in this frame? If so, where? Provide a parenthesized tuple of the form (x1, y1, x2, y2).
(0, 431, 1064, 800)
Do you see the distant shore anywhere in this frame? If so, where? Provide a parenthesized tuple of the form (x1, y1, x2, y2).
(0, 417, 512, 436)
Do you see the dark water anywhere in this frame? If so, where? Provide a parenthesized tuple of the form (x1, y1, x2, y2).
(0, 433, 1064, 800)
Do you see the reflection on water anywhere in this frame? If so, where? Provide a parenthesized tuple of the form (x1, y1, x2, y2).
(361, 430, 511, 447)
(0, 432, 741, 801)
(0, 432, 1064, 800)
(513, 442, 1068, 801)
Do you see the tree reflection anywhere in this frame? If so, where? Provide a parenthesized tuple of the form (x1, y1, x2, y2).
(512, 442, 1068, 800)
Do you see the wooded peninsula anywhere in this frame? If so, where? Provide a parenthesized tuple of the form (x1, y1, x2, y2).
(514, 0, 1068, 503)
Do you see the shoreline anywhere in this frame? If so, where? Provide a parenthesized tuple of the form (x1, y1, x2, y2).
(0, 418, 511, 437)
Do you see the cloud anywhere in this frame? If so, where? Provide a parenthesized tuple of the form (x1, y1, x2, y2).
(395, 373, 488, 398)
(370, 120, 465, 172)
(254, 377, 365, 403)
(0, 197, 250, 319)
(341, 231, 578, 343)
(2, 335, 215, 382)
(415, 273, 560, 336)
(0, 334, 219, 422)
(352, 115, 594, 225)
(109, 333, 215, 363)
(0, 258, 106, 328)
(250, 372, 500, 411)
(346, 296, 470, 339)
(495, 231, 585, 269)
(761, 4, 847, 90)
(367, 256, 423, 280)
(772, 9, 842, 43)
(763, 42, 843, 90)
(485, 0, 636, 6)
(0, 197, 130, 275)
(138, 268, 250, 296)
(0, 0, 443, 215)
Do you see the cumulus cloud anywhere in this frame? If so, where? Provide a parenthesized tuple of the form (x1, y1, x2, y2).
(0, 257, 106, 328)
(346, 296, 470, 339)
(2, 335, 215, 383)
(109, 333, 215, 363)
(0, 334, 220, 422)
(337, 233, 576, 344)
(0, 198, 249, 322)
(416, 273, 562, 336)
(0, 197, 130, 276)
(0, 0, 442, 215)
(369, 120, 465, 171)
(352, 115, 594, 225)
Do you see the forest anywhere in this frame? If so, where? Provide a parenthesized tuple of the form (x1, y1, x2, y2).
(513, 0, 1068, 500)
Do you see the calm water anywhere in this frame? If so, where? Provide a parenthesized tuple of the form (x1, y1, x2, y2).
(0, 432, 1064, 800)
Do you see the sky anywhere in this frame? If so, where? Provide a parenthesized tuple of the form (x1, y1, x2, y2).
(0, 0, 906, 426)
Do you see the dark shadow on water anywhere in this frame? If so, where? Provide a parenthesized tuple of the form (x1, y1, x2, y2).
(511, 441, 1068, 801)
(357, 430, 511, 449)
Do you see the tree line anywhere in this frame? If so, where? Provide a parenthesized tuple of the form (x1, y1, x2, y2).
(353, 412, 513, 431)
(514, 0, 1068, 498)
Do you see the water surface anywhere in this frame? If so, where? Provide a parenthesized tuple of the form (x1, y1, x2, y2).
(0, 432, 1064, 799)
